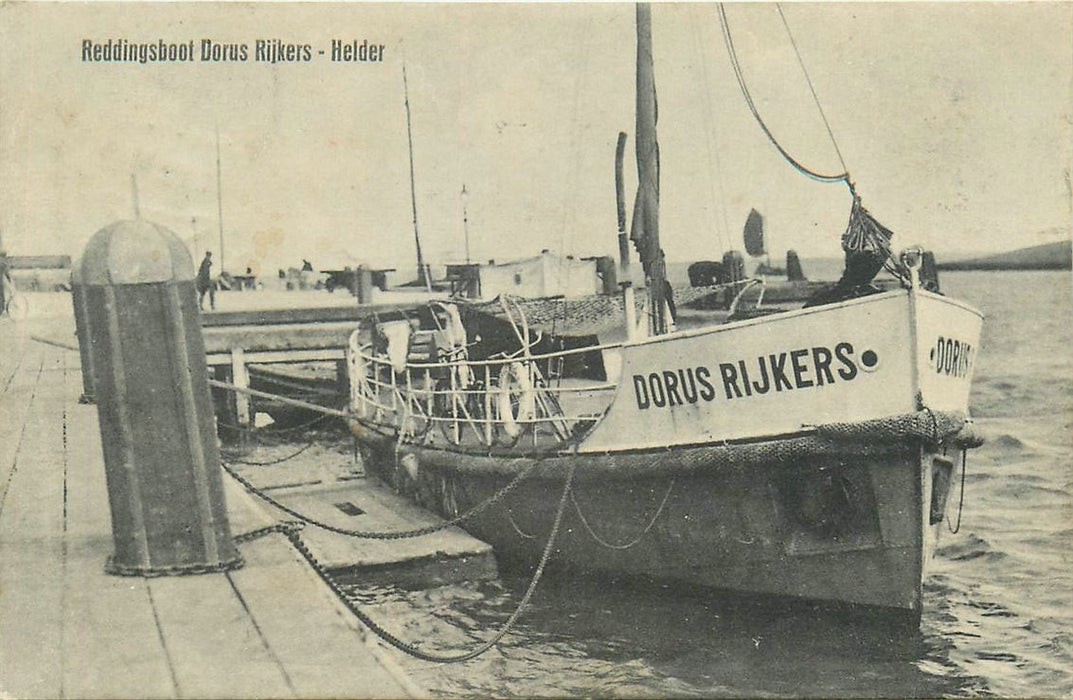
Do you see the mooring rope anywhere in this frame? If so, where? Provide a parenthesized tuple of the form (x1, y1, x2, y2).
(947, 449, 968, 534)
(248, 369, 342, 398)
(570, 478, 675, 550)
(506, 509, 537, 540)
(218, 411, 333, 439)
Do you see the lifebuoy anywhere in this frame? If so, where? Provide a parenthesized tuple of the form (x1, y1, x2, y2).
(497, 362, 536, 438)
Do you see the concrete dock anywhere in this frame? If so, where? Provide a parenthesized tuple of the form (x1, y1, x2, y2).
(0, 306, 487, 698)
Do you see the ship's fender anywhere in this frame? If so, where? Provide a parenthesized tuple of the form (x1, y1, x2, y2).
(498, 362, 536, 438)
(381, 320, 412, 373)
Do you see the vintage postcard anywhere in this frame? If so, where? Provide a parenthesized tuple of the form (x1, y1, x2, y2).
(1, 2, 1070, 698)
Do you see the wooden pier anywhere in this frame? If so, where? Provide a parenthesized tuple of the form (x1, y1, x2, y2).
(0, 309, 488, 698)
(200, 302, 422, 433)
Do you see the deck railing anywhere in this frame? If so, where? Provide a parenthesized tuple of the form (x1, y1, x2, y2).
(347, 329, 621, 448)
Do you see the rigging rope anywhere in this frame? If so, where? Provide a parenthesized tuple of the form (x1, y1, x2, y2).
(947, 449, 967, 534)
(690, 7, 733, 254)
(716, 3, 853, 190)
(775, 3, 849, 176)
(571, 478, 675, 550)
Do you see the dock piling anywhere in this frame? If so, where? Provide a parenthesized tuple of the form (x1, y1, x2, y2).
(80, 219, 242, 576)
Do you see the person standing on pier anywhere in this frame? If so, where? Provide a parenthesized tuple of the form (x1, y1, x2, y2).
(0, 250, 9, 313)
(197, 251, 216, 311)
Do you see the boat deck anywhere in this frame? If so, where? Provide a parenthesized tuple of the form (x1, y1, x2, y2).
(0, 313, 420, 698)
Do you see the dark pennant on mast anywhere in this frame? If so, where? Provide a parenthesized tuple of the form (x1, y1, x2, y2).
(629, 2, 668, 335)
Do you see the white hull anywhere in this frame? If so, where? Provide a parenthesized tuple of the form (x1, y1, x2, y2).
(580, 288, 981, 452)
(348, 285, 983, 616)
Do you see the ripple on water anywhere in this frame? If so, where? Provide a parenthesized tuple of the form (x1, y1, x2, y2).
(937, 533, 1006, 563)
(322, 272, 1072, 697)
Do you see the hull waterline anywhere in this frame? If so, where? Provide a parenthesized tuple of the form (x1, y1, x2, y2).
(348, 287, 982, 617)
(352, 420, 968, 616)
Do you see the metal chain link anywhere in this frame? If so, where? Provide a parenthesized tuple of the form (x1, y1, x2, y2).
(947, 449, 968, 534)
(222, 439, 319, 467)
(234, 460, 577, 664)
(221, 455, 545, 540)
(105, 554, 246, 578)
(233, 520, 304, 544)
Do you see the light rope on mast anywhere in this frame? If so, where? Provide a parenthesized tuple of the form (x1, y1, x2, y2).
(716, 3, 853, 191)
(690, 6, 733, 254)
(776, 3, 850, 179)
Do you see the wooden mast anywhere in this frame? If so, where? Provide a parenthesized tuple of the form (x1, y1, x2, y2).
(615, 132, 638, 341)
(402, 65, 430, 291)
(631, 2, 667, 335)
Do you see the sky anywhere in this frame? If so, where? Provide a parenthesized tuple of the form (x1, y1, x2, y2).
(1, 2, 1070, 275)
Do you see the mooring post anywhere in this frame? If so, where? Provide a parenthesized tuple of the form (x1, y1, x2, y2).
(230, 346, 252, 433)
(355, 265, 374, 304)
(70, 262, 97, 403)
(80, 219, 242, 576)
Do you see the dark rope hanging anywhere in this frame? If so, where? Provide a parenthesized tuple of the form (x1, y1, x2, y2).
(717, 3, 854, 191)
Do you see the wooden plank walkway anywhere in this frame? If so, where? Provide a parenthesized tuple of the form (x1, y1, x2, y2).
(0, 314, 420, 699)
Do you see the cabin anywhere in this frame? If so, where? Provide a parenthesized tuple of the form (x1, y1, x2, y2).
(444, 250, 605, 300)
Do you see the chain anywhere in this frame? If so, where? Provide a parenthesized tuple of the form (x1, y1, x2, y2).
(233, 520, 304, 544)
(222, 439, 319, 467)
(221, 455, 546, 540)
(105, 553, 245, 577)
(230, 461, 576, 663)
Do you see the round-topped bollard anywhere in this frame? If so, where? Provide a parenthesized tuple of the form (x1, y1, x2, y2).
(81, 219, 242, 576)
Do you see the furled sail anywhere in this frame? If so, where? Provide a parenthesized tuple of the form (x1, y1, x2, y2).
(805, 196, 896, 307)
(743, 208, 765, 257)
(841, 194, 894, 284)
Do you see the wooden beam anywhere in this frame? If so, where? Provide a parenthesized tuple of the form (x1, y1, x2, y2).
(231, 347, 251, 429)
(202, 322, 357, 354)
(199, 301, 424, 328)
(207, 379, 350, 418)
(7, 255, 72, 270)
(205, 347, 345, 366)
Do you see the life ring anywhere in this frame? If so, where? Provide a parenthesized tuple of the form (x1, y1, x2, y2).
(497, 362, 536, 438)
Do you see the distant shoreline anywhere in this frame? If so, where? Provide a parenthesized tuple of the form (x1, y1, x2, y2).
(934, 241, 1071, 272)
